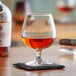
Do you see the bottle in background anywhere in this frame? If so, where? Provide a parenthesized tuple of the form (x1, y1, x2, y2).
(0, 1, 12, 57)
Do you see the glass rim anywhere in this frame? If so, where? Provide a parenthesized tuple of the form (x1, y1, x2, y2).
(26, 12, 53, 16)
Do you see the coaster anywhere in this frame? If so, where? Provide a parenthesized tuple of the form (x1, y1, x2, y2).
(13, 63, 65, 71)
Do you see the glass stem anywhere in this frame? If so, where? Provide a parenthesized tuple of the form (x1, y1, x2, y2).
(36, 49, 42, 65)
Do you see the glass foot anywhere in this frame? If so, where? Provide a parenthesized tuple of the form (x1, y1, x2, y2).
(25, 51, 53, 66)
(56, 17, 75, 24)
(59, 47, 76, 55)
(25, 60, 52, 66)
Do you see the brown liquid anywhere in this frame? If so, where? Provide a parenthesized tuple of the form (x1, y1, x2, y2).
(57, 6, 74, 13)
(22, 37, 54, 49)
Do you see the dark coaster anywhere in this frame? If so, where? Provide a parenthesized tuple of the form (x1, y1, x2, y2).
(13, 63, 65, 71)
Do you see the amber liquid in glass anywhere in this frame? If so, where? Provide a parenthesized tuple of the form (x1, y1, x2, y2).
(57, 6, 74, 13)
(22, 37, 54, 49)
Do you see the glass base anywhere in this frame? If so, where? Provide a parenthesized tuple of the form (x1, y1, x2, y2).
(56, 17, 75, 24)
(25, 60, 52, 66)
(59, 47, 76, 55)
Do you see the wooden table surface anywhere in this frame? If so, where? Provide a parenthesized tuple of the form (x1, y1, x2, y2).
(1, 45, 76, 76)
(0, 57, 11, 76)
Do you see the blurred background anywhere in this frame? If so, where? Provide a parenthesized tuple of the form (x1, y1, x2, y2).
(2, 0, 76, 16)
(2, 0, 76, 47)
